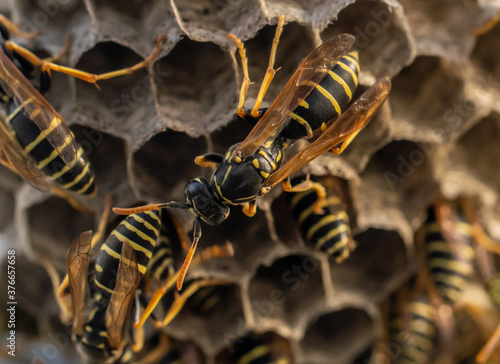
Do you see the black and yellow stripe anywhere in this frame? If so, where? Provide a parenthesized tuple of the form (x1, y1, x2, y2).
(94, 210, 161, 296)
(6, 96, 96, 195)
(398, 296, 437, 364)
(147, 218, 175, 283)
(279, 51, 359, 141)
(286, 178, 353, 262)
(425, 206, 474, 305)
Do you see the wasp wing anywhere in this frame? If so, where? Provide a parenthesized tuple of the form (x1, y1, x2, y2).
(264, 77, 391, 190)
(67, 230, 93, 338)
(105, 240, 140, 351)
(0, 49, 79, 168)
(0, 112, 52, 191)
(233, 34, 355, 160)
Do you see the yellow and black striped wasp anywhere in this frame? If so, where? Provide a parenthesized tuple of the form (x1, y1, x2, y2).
(0, 15, 163, 210)
(285, 176, 355, 262)
(40, 199, 233, 363)
(114, 15, 391, 290)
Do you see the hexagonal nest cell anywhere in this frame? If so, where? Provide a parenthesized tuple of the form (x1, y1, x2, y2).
(2, 0, 500, 363)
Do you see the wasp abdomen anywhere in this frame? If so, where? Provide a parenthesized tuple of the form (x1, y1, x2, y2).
(286, 180, 353, 262)
(280, 51, 359, 141)
(94, 211, 161, 295)
(425, 207, 474, 305)
(7, 99, 96, 195)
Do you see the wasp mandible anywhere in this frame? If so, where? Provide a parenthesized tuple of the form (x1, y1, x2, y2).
(114, 16, 391, 291)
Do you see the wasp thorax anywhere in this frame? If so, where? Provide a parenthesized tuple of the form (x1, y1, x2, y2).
(184, 178, 229, 225)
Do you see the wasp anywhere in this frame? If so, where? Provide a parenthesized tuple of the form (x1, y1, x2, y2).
(0, 16, 164, 210)
(285, 176, 355, 262)
(114, 15, 391, 290)
(40, 199, 233, 363)
(424, 198, 476, 305)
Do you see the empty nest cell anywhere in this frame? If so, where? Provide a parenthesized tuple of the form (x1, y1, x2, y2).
(153, 38, 235, 136)
(300, 307, 376, 364)
(248, 254, 325, 333)
(330, 228, 409, 300)
(322, 0, 412, 78)
(390, 56, 472, 143)
(130, 130, 207, 201)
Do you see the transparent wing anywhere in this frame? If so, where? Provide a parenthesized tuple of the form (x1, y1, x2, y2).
(233, 34, 356, 160)
(67, 230, 93, 338)
(0, 48, 79, 167)
(0, 112, 51, 191)
(105, 240, 140, 351)
(264, 77, 391, 190)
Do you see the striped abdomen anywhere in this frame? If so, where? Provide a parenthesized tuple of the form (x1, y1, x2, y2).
(147, 221, 175, 283)
(7, 98, 96, 195)
(425, 207, 474, 304)
(398, 296, 437, 364)
(94, 210, 161, 297)
(279, 51, 359, 141)
(286, 180, 353, 262)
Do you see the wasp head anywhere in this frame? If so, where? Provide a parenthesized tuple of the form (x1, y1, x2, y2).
(184, 178, 229, 225)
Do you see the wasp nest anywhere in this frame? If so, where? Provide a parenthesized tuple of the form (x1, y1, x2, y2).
(1, 0, 500, 363)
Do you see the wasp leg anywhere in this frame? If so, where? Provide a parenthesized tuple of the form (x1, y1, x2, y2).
(227, 32, 252, 119)
(472, 9, 500, 36)
(4, 35, 165, 89)
(169, 211, 190, 252)
(134, 242, 234, 329)
(0, 14, 39, 38)
(250, 15, 285, 118)
(37, 252, 73, 324)
(477, 323, 500, 363)
(130, 294, 145, 353)
(283, 177, 326, 214)
(194, 153, 224, 169)
(41, 35, 72, 63)
(153, 279, 229, 328)
(241, 200, 257, 217)
(57, 195, 113, 297)
(50, 187, 94, 215)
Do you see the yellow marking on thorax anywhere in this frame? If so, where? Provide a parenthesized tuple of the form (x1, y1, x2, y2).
(299, 99, 309, 109)
(260, 171, 270, 178)
(337, 61, 358, 85)
(315, 85, 341, 115)
(253, 158, 260, 169)
(221, 166, 232, 186)
(328, 70, 353, 99)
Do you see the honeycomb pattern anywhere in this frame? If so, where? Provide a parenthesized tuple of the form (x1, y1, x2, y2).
(1, 0, 500, 363)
